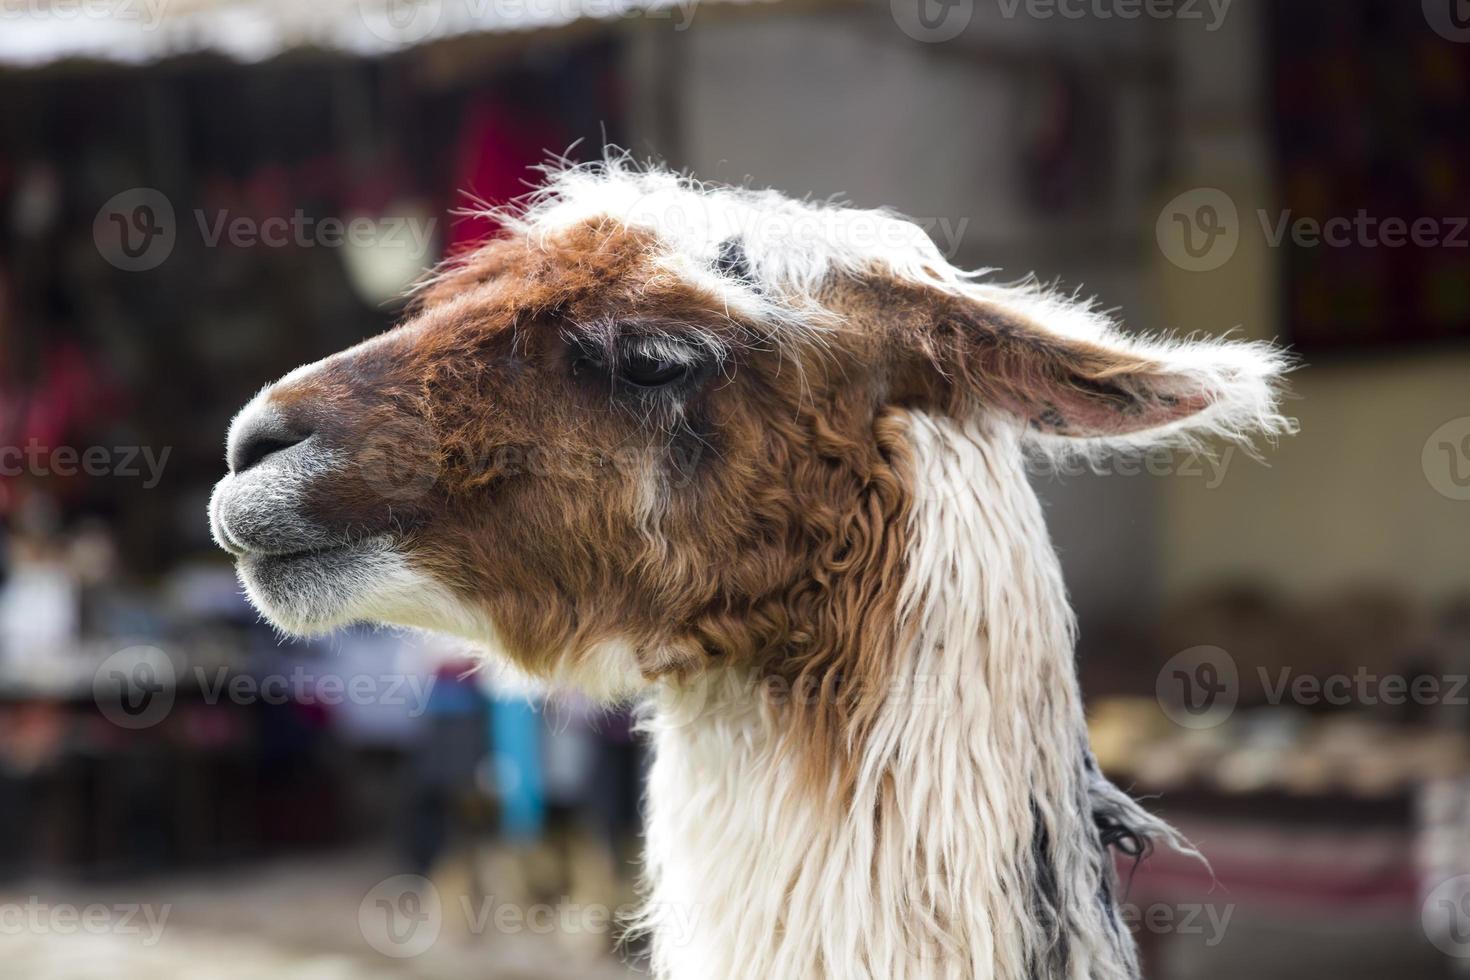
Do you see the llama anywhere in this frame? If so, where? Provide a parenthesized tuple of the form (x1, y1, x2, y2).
(209, 160, 1292, 980)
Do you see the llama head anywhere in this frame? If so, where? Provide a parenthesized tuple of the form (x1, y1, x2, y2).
(209, 161, 1292, 700)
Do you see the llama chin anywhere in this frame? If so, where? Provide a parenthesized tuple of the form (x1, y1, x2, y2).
(233, 541, 429, 637)
(210, 157, 1292, 980)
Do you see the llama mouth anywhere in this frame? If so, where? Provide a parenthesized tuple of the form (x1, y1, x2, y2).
(240, 542, 355, 568)
(212, 509, 348, 563)
(230, 533, 436, 638)
(235, 534, 400, 581)
(208, 483, 363, 563)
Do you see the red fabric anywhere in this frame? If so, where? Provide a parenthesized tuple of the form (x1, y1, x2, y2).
(0, 341, 121, 512)
(447, 97, 563, 255)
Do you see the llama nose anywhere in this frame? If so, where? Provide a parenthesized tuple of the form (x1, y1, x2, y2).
(229, 411, 312, 475)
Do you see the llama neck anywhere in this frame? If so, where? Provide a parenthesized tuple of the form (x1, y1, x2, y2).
(640, 413, 1143, 980)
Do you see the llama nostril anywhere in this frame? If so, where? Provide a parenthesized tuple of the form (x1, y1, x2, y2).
(230, 418, 311, 474)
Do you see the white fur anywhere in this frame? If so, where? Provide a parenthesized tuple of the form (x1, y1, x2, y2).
(640, 411, 1192, 980)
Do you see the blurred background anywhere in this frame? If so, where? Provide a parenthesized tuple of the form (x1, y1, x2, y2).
(0, 0, 1467, 976)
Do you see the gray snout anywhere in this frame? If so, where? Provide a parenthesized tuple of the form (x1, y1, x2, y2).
(210, 395, 337, 557)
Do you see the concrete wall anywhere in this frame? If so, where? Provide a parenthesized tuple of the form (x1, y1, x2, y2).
(1156, 0, 1470, 604)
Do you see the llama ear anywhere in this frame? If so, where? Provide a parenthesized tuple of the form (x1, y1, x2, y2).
(911, 285, 1296, 450)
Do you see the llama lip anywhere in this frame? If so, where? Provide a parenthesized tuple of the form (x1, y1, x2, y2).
(237, 533, 400, 571)
(209, 504, 249, 557)
(208, 472, 349, 560)
(208, 501, 339, 561)
(238, 542, 355, 566)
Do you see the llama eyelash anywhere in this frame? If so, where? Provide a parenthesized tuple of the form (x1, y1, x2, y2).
(621, 334, 709, 368)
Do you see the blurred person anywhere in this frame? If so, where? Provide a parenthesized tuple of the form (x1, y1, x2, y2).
(406, 655, 490, 877)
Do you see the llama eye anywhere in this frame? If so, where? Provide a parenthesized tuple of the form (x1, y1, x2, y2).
(620, 351, 693, 389)
(571, 354, 599, 378)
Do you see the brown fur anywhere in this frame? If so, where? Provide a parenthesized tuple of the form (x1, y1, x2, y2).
(259, 219, 1219, 794)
